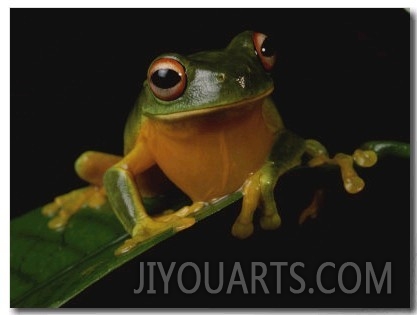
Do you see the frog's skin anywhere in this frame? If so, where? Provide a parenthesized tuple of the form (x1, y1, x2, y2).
(43, 31, 377, 255)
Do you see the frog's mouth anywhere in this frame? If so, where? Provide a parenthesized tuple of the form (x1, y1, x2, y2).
(152, 87, 274, 121)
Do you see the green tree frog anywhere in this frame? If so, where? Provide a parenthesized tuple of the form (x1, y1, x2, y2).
(43, 31, 377, 255)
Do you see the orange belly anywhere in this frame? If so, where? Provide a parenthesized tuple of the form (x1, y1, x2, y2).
(142, 103, 277, 202)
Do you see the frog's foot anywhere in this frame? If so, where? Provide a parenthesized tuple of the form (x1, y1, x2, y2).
(232, 162, 287, 239)
(307, 141, 377, 194)
(298, 189, 324, 225)
(154, 202, 205, 222)
(260, 212, 281, 230)
(115, 215, 196, 256)
(42, 186, 106, 230)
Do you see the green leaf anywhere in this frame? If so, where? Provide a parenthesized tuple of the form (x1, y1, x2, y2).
(10, 192, 243, 308)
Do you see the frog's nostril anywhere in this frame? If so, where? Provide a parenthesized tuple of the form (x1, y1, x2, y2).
(216, 73, 226, 82)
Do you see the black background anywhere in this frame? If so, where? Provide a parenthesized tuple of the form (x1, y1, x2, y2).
(11, 9, 410, 308)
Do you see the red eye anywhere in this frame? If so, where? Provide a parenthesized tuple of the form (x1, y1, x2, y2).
(253, 32, 276, 71)
(147, 57, 186, 101)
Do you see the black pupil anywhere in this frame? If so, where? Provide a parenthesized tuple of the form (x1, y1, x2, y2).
(260, 36, 275, 57)
(151, 68, 181, 89)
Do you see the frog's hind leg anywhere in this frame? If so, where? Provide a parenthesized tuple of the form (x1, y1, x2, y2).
(42, 151, 121, 229)
(231, 130, 306, 239)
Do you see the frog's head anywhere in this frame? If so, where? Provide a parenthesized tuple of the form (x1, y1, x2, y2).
(140, 30, 276, 119)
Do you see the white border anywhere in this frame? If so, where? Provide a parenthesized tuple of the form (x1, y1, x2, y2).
(2, 1, 10, 315)
(4, 0, 417, 9)
(4, 2, 416, 315)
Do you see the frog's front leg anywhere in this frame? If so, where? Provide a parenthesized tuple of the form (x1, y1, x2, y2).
(305, 139, 377, 193)
(103, 142, 197, 256)
(231, 170, 261, 239)
(232, 130, 306, 239)
(43, 151, 121, 229)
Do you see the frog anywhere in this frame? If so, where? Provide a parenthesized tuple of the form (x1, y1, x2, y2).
(42, 30, 378, 255)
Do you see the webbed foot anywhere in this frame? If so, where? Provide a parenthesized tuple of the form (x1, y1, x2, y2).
(154, 202, 205, 222)
(42, 186, 106, 229)
(114, 202, 204, 256)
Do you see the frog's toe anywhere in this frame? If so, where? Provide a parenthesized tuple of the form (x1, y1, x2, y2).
(175, 202, 205, 217)
(353, 149, 378, 167)
(47, 214, 70, 230)
(260, 213, 281, 230)
(343, 175, 365, 194)
(114, 219, 195, 256)
(154, 202, 205, 223)
(231, 221, 254, 239)
(115, 236, 144, 256)
(116, 216, 196, 255)
(153, 211, 175, 222)
(333, 153, 366, 194)
(46, 201, 84, 230)
(140, 214, 195, 231)
(42, 201, 61, 217)
(85, 186, 107, 208)
(43, 186, 106, 230)
(169, 216, 196, 232)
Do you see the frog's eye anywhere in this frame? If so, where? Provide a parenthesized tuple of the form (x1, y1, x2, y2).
(253, 32, 276, 72)
(148, 58, 187, 101)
